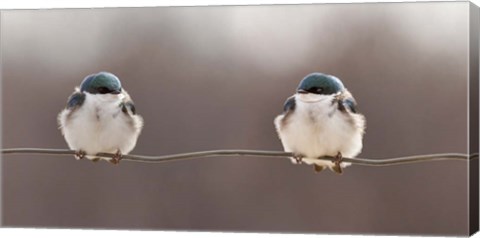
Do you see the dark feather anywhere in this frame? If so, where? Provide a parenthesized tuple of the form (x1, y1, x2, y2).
(278, 96, 297, 128)
(343, 98, 357, 113)
(335, 90, 358, 114)
(283, 96, 296, 113)
(66, 92, 85, 110)
(121, 101, 136, 115)
(337, 97, 358, 114)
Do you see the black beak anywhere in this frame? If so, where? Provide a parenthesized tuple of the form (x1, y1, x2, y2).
(297, 89, 308, 94)
(111, 89, 122, 94)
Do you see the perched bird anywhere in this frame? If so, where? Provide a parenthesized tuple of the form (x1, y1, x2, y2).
(58, 72, 143, 164)
(274, 72, 365, 174)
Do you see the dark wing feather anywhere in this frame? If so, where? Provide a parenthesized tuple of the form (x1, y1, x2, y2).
(121, 100, 136, 115)
(66, 92, 85, 110)
(283, 96, 296, 113)
(343, 98, 357, 113)
(337, 92, 358, 114)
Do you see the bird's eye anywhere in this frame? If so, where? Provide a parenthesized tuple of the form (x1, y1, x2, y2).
(313, 87, 323, 94)
(97, 87, 109, 94)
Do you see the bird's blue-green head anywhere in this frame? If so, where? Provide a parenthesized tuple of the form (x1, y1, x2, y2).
(297, 72, 344, 95)
(80, 72, 122, 95)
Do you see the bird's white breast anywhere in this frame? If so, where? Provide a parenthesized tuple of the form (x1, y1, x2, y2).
(59, 93, 141, 159)
(275, 94, 364, 168)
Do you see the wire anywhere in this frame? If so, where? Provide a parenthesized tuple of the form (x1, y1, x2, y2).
(1, 148, 476, 166)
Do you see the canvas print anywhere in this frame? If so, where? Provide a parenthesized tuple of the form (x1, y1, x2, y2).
(1, 2, 478, 236)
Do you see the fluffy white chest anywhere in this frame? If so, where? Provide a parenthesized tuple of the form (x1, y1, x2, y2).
(275, 94, 363, 167)
(60, 93, 138, 157)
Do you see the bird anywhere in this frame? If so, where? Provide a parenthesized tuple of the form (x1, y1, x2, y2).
(274, 72, 366, 174)
(58, 72, 144, 164)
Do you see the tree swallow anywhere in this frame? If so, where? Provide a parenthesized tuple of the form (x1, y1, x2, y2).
(58, 72, 144, 164)
(274, 72, 366, 174)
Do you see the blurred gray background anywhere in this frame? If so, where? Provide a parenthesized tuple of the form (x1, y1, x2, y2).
(0, 2, 470, 236)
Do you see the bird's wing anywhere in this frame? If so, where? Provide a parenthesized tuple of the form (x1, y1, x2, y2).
(341, 97, 357, 113)
(119, 90, 137, 115)
(121, 100, 136, 115)
(274, 95, 296, 132)
(283, 95, 296, 113)
(66, 91, 86, 110)
(336, 91, 358, 114)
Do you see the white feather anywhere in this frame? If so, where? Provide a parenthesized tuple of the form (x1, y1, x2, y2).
(58, 91, 143, 161)
(274, 92, 365, 170)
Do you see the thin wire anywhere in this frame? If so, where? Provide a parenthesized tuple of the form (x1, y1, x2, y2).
(1, 148, 476, 166)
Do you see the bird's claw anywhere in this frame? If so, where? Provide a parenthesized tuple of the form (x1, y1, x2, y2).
(332, 152, 343, 174)
(74, 150, 86, 160)
(109, 150, 123, 165)
(292, 154, 304, 164)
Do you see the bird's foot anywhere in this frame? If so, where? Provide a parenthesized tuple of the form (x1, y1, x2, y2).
(74, 150, 86, 160)
(331, 152, 343, 175)
(314, 164, 326, 173)
(109, 150, 123, 165)
(91, 158, 101, 162)
(292, 154, 304, 164)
